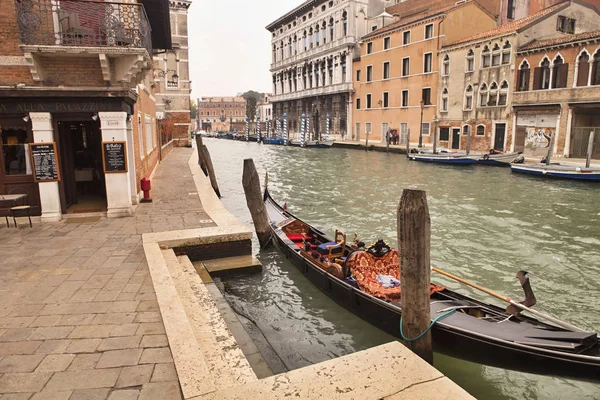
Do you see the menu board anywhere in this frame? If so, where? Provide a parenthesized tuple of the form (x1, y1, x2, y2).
(30, 142, 60, 182)
(102, 141, 128, 173)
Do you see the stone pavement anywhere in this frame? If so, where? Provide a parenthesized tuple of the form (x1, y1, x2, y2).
(0, 148, 215, 399)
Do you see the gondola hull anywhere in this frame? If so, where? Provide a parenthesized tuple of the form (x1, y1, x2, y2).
(511, 163, 600, 181)
(408, 153, 479, 165)
(264, 189, 600, 381)
(288, 139, 334, 148)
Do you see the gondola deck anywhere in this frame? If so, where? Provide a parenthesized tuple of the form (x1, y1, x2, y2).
(264, 188, 600, 381)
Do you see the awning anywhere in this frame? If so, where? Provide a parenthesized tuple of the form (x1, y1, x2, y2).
(142, 0, 172, 50)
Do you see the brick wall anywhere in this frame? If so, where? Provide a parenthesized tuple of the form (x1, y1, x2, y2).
(0, 0, 34, 86)
(169, 111, 191, 146)
(132, 87, 161, 195)
(40, 56, 105, 87)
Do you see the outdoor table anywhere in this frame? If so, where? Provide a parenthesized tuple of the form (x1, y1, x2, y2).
(0, 194, 30, 228)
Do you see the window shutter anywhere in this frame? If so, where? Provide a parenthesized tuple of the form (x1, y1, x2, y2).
(533, 67, 542, 90)
(523, 69, 530, 90)
(577, 61, 589, 86)
(558, 63, 569, 88)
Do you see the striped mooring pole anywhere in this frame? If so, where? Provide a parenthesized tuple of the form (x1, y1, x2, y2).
(326, 113, 330, 142)
(276, 117, 281, 139)
(305, 115, 310, 147)
(245, 117, 249, 141)
(266, 118, 271, 139)
(300, 113, 306, 147)
(256, 115, 261, 143)
(283, 113, 288, 145)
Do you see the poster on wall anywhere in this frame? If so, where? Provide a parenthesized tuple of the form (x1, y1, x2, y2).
(30, 142, 60, 182)
(101, 141, 128, 173)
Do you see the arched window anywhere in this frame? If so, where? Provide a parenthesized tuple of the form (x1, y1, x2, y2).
(441, 87, 449, 111)
(464, 85, 473, 110)
(488, 81, 498, 105)
(535, 57, 551, 90)
(502, 41, 511, 64)
(288, 37, 292, 57)
(342, 11, 348, 36)
(309, 28, 314, 48)
(280, 40, 284, 59)
(329, 18, 334, 41)
(592, 50, 600, 85)
(303, 31, 307, 51)
(479, 83, 488, 106)
(315, 25, 320, 46)
(466, 49, 474, 72)
(498, 81, 508, 106)
(463, 124, 471, 136)
(322, 21, 327, 43)
(272, 44, 276, 62)
(576, 51, 590, 86)
(293, 35, 298, 55)
(492, 43, 501, 66)
(552, 55, 567, 88)
(482, 46, 491, 68)
(442, 55, 450, 76)
(517, 60, 530, 91)
(476, 125, 485, 135)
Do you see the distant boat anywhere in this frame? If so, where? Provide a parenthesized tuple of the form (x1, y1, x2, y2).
(288, 139, 334, 148)
(408, 152, 479, 165)
(476, 151, 521, 166)
(261, 137, 286, 145)
(511, 163, 600, 181)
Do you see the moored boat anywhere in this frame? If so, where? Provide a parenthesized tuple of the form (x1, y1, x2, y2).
(288, 139, 334, 148)
(511, 163, 600, 181)
(264, 188, 600, 380)
(408, 152, 479, 165)
(476, 151, 521, 166)
(261, 137, 286, 145)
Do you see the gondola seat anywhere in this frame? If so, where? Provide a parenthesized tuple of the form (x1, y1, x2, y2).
(346, 250, 444, 302)
(317, 242, 343, 255)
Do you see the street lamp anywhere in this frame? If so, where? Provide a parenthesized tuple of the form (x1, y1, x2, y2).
(156, 69, 179, 87)
(418, 99, 424, 148)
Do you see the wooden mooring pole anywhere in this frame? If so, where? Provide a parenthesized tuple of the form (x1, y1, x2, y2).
(398, 189, 433, 364)
(195, 135, 221, 198)
(195, 134, 207, 174)
(242, 159, 271, 247)
(586, 131, 595, 168)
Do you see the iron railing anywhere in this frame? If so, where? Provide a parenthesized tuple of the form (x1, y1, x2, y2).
(15, 0, 152, 55)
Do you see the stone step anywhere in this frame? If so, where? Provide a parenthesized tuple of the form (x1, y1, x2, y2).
(198, 254, 262, 277)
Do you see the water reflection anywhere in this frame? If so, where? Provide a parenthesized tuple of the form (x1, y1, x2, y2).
(205, 138, 600, 399)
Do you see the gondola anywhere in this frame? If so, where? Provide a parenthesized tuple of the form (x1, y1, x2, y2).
(264, 188, 600, 381)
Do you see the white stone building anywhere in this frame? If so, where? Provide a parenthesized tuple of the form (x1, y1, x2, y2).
(257, 94, 273, 123)
(267, 0, 393, 140)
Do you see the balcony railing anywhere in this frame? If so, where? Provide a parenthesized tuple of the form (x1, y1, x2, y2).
(15, 0, 152, 55)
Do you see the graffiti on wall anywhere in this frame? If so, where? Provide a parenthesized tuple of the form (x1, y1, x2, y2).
(525, 128, 554, 150)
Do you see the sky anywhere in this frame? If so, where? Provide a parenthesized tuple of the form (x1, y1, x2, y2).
(188, 0, 301, 99)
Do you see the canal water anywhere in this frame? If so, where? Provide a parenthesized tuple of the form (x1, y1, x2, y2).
(203, 138, 600, 399)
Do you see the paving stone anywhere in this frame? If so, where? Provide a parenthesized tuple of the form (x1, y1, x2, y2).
(135, 301, 158, 313)
(28, 327, 74, 341)
(29, 316, 62, 328)
(35, 340, 71, 355)
(68, 326, 113, 339)
(0, 393, 34, 399)
(96, 349, 143, 369)
(0, 341, 43, 356)
(81, 275, 112, 289)
(138, 348, 172, 365)
(138, 382, 181, 400)
(38, 304, 76, 316)
(93, 291, 122, 303)
(121, 284, 141, 294)
(0, 329, 34, 342)
(0, 355, 45, 373)
(107, 389, 140, 400)
(134, 324, 164, 336)
(92, 313, 136, 325)
(29, 390, 72, 400)
(58, 314, 95, 326)
(107, 302, 139, 314)
(67, 353, 101, 371)
(72, 303, 110, 315)
(8, 305, 45, 318)
(0, 372, 52, 393)
(65, 339, 101, 354)
(115, 364, 154, 388)
(97, 336, 142, 352)
(69, 388, 110, 400)
(44, 369, 120, 391)
(43, 281, 85, 304)
(133, 313, 160, 324)
(35, 354, 75, 372)
(150, 363, 178, 383)
(69, 288, 101, 303)
(109, 324, 139, 338)
(115, 292, 137, 301)
(139, 335, 168, 349)
(0, 317, 36, 329)
(67, 270, 97, 282)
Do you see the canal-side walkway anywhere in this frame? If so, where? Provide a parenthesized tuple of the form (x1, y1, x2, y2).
(0, 147, 214, 399)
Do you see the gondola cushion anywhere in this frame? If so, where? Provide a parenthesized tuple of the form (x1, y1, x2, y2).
(286, 234, 312, 242)
(317, 242, 343, 255)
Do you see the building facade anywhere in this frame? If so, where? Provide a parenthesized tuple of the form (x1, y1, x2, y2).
(198, 97, 247, 132)
(257, 94, 273, 123)
(439, 0, 600, 153)
(0, 0, 172, 220)
(352, 1, 497, 144)
(513, 29, 600, 159)
(267, 0, 391, 141)
(154, 0, 192, 147)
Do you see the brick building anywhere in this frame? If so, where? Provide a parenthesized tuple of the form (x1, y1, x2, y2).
(0, 0, 172, 220)
(154, 0, 192, 147)
(513, 29, 600, 159)
(198, 97, 247, 132)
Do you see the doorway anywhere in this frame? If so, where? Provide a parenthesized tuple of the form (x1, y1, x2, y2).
(57, 120, 106, 213)
(381, 122, 389, 143)
(355, 122, 360, 141)
(451, 128, 460, 149)
(494, 123, 506, 151)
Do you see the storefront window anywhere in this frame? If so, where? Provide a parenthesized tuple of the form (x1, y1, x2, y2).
(1, 125, 32, 175)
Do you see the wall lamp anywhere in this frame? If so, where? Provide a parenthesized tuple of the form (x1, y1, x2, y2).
(91, 113, 99, 121)
(22, 115, 30, 122)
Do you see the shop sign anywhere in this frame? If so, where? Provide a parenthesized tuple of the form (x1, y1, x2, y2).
(102, 141, 127, 173)
(30, 142, 60, 182)
(0, 99, 127, 114)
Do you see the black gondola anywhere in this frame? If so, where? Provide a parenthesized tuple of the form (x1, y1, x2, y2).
(263, 188, 600, 381)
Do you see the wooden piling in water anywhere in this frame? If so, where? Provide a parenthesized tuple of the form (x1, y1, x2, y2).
(201, 145, 221, 198)
(242, 158, 271, 247)
(586, 131, 595, 168)
(397, 189, 433, 364)
(545, 132, 556, 166)
(195, 135, 208, 175)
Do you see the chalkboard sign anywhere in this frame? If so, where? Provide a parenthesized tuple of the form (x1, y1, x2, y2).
(102, 141, 128, 173)
(30, 142, 60, 182)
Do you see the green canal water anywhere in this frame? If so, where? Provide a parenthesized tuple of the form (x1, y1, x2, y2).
(203, 138, 600, 399)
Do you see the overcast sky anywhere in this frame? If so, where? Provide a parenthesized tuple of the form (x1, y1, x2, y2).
(188, 0, 300, 99)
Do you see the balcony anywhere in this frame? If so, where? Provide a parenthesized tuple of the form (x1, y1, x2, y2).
(15, 0, 152, 85)
(270, 36, 356, 72)
(513, 86, 600, 107)
(271, 82, 353, 103)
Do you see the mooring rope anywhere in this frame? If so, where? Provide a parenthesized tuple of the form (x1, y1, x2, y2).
(399, 309, 456, 342)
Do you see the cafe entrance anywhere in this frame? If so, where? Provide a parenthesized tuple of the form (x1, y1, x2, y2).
(57, 120, 107, 213)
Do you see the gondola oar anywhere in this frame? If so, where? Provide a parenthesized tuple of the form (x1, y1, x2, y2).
(432, 267, 587, 332)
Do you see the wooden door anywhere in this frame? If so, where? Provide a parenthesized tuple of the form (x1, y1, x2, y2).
(57, 121, 77, 210)
(452, 128, 460, 149)
(494, 123, 506, 151)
